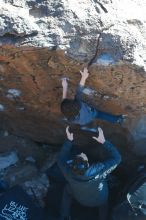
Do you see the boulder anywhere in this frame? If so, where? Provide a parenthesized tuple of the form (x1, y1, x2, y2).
(0, 0, 146, 166)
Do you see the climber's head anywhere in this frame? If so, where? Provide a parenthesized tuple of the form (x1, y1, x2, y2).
(66, 153, 89, 176)
(61, 98, 80, 120)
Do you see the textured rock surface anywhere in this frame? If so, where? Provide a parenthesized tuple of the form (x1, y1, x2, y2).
(0, 131, 56, 199)
(0, 47, 146, 146)
(130, 116, 146, 156)
(0, 0, 146, 69)
(0, 0, 146, 164)
(22, 173, 50, 206)
(0, 151, 18, 170)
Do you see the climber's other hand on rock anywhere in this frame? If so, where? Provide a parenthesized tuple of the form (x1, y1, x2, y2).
(66, 126, 74, 141)
(92, 127, 105, 144)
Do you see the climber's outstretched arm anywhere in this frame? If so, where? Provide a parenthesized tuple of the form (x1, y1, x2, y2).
(62, 78, 68, 100)
(79, 67, 89, 87)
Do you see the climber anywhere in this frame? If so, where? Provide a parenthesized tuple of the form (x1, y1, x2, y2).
(61, 67, 125, 126)
(57, 126, 122, 220)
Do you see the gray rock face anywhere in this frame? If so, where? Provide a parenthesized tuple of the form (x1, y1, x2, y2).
(131, 116, 146, 141)
(4, 163, 38, 186)
(0, 151, 18, 170)
(22, 173, 49, 207)
(130, 116, 146, 156)
(0, 0, 146, 70)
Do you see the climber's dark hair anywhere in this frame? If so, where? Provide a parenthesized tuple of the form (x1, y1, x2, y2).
(61, 98, 81, 119)
(67, 156, 89, 176)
